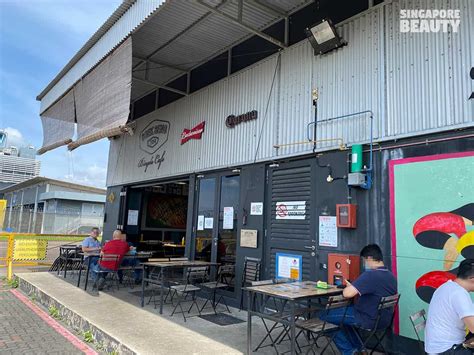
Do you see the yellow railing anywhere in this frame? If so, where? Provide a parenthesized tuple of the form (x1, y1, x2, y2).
(0, 233, 87, 280)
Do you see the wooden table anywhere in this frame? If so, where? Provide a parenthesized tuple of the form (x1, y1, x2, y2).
(141, 260, 218, 314)
(245, 281, 342, 355)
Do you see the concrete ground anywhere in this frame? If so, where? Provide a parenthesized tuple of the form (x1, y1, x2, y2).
(0, 279, 95, 354)
(16, 272, 340, 355)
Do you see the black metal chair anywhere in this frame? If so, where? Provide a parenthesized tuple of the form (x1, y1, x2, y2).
(409, 309, 426, 354)
(199, 264, 234, 314)
(240, 256, 261, 310)
(92, 254, 121, 291)
(170, 266, 209, 322)
(296, 295, 351, 354)
(354, 293, 401, 354)
(56, 245, 83, 278)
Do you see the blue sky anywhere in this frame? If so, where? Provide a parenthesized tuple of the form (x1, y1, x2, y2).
(0, 0, 122, 187)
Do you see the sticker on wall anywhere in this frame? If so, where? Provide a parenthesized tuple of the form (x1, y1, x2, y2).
(275, 201, 306, 220)
(240, 229, 258, 248)
(276, 253, 302, 281)
(250, 202, 263, 216)
(197, 215, 204, 231)
(127, 210, 139, 226)
(181, 121, 205, 145)
(223, 207, 234, 229)
(319, 216, 338, 247)
(204, 217, 213, 229)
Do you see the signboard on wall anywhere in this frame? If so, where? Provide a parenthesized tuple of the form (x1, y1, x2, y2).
(275, 201, 306, 220)
(181, 121, 205, 145)
(240, 229, 257, 248)
(145, 193, 187, 229)
(318, 216, 338, 247)
(276, 253, 302, 281)
(127, 210, 139, 226)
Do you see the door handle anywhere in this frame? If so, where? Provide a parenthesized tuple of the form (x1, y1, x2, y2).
(304, 245, 316, 251)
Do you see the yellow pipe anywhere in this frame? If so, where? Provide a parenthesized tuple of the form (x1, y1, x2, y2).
(273, 138, 346, 150)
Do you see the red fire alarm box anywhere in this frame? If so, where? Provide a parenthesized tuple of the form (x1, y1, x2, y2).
(336, 204, 357, 228)
(328, 253, 360, 286)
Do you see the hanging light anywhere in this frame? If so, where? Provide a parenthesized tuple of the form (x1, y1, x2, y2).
(305, 19, 347, 55)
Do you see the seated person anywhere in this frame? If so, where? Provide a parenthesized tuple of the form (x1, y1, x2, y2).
(117, 233, 142, 284)
(425, 259, 474, 355)
(81, 227, 101, 270)
(320, 244, 397, 355)
(93, 230, 130, 290)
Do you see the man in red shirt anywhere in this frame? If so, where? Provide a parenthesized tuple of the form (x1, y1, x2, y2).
(93, 230, 130, 290)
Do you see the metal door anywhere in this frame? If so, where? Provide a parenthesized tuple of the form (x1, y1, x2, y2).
(264, 159, 317, 281)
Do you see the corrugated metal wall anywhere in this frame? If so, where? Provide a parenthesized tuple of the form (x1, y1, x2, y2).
(107, 0, 474, 187)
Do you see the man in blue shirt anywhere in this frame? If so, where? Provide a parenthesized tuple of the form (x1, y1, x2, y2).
(82, 227, 101, 274)
(320, 244, 397, 355)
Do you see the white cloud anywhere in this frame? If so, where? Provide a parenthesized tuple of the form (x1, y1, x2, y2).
(3, 127, 29, 148)
(63, 164, 107, 188)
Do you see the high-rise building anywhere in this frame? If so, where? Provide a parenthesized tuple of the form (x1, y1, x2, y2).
(0, 130, 41, 189)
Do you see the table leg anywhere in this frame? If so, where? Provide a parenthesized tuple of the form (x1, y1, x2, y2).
(77, 258, 83, 287)
(159, 268, 164, 314)
(141, 265, 146, 307)
(63, 254, 68, 278)
(290, 300, 296, 355)
(247, 290, 252, 354)
(84, 257, 92, 291)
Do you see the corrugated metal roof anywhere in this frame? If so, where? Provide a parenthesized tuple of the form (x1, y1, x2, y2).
(37, 0, 312, 113)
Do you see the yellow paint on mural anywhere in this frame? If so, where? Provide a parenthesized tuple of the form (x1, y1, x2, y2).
(13, 239, 48, 260)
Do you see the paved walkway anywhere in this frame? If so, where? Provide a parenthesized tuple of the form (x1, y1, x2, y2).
(0, 280, 95, 354)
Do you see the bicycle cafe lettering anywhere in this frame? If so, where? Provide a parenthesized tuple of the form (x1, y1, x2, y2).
(137, 120, 170, 173)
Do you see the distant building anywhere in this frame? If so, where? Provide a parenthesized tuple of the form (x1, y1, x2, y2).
(0, 130, 40, 189)
(0, 177, 106, 234)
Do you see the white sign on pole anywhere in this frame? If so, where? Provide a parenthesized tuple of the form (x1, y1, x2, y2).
(318, 216, 338, 247)
(127, 210, 139, 226)
(197, 215, 205, 231)
(250, 202, 263, 216)
(204, 217, 214, 229)
(223, 207, 234, 229)
(275, 201, 306, 220)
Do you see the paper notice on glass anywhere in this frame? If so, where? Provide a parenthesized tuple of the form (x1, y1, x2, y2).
(197, 215, 205, 231)
(127, 210, 139, 226)
(250, 202, 263, 215)
(223, 207, 234, 229)
(240, 229, 257, 248)
(318, 216, 338, 247)
(204, 217, 213, 229)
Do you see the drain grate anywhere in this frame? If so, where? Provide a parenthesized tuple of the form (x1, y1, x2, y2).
(198, 313, 245, 326)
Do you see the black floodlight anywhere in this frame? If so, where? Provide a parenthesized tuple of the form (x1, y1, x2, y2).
(305, 19, 347, 55)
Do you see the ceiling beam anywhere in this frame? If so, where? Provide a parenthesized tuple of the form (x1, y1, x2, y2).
(194, 0, 287, 49)
(132, 56, 188, 73)
(132, 0, 230, 71)
(247, 0, 286, 17)
(132, 77, 187, 96)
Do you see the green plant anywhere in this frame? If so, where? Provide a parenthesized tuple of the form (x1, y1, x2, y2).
(83, 330, 94, 343)
(6, 277, 18, 288)
(108, 350, 118, 355)
(48, 305, 61, 319)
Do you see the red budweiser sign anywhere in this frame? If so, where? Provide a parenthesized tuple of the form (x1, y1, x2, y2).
(181, 121, 205, 145)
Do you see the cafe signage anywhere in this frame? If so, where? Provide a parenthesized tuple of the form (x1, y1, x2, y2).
(181, 121, 205, 145)
(225, 110, 258, 128)
(138, 119, 169, 173)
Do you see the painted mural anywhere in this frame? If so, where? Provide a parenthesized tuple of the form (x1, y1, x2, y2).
(389, 152, 474, 340)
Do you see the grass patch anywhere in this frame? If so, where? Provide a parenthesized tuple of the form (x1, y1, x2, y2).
(48, 305, 61, 319)
(83, 330, 94, 343)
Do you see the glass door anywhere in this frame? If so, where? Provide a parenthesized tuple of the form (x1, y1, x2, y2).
(192, 173, 240, 294)
(217, 175, 240, 292)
